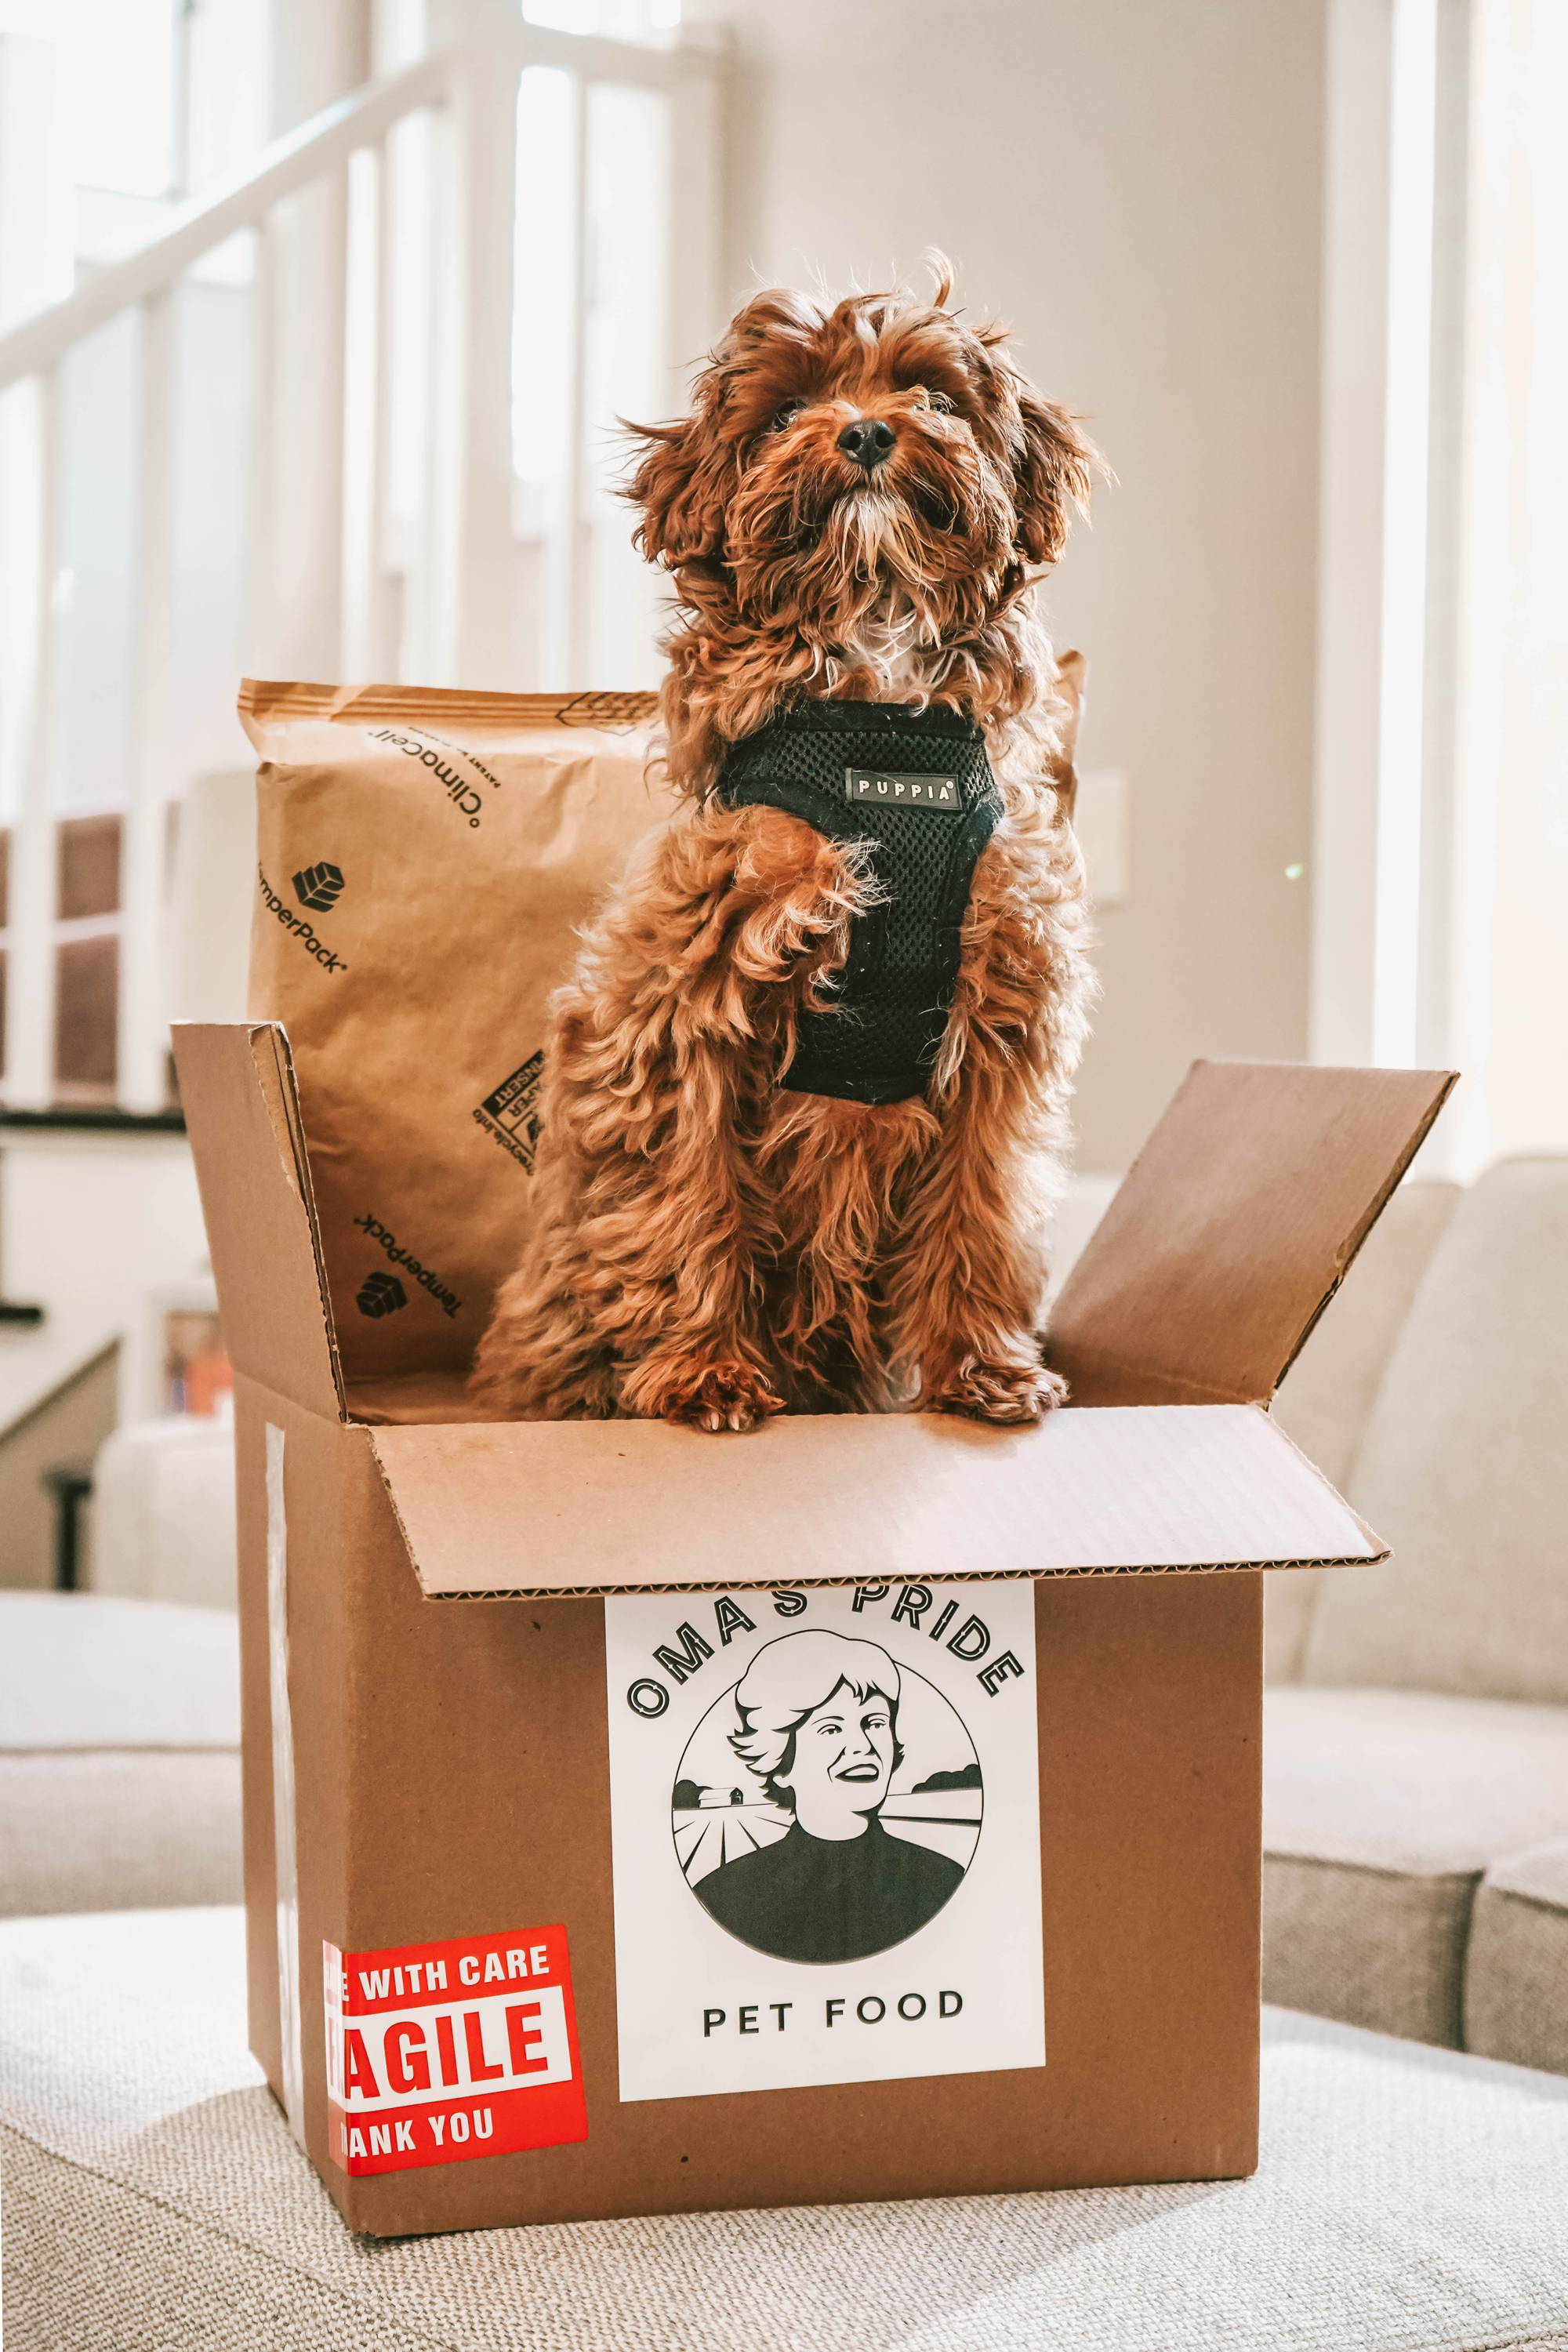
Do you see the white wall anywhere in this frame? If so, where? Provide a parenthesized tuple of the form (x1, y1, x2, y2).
(706, 0, 1327, 1172)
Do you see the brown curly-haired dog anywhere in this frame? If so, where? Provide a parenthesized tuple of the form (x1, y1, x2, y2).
(470, 266, 1097, 1432)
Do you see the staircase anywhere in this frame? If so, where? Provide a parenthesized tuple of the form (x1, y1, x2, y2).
(0, 1342, 118, 1590)
(0, 0, 724, 1532)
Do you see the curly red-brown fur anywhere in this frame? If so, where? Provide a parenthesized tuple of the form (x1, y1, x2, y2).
(470, 264, 1098, 1431)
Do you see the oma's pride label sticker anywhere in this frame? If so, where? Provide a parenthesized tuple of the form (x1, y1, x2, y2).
(605, 1581, 1044, 2103)
(323, 1924, 587, 2175)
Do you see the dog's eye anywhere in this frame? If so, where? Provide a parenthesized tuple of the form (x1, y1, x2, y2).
(924, 389, 956, 416)
(770, 399, 806, 431)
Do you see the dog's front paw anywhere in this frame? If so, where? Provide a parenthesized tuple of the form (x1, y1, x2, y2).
(924, 1359, 1069, 1426)
(633, 1359, 786, 1434)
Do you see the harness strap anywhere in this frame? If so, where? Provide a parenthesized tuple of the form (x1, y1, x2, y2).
(717, 702, 1004, 1105)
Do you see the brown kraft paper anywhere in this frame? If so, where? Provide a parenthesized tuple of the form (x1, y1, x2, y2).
(240, 681, 668, 1382)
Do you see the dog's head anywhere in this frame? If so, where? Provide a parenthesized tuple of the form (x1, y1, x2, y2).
(628, 264, 1094, 661)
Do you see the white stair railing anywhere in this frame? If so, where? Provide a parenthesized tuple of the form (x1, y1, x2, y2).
(0, 0, 722, 1119)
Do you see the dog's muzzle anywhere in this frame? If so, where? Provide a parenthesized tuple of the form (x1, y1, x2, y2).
(837, 417, 896, 470)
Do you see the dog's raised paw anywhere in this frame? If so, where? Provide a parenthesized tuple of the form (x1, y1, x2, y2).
(925, 1360, 1069, 1426)
(641, 1360, 786, 1434)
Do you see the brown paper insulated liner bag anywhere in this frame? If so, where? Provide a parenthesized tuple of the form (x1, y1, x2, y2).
(241, 681, 668, 1381)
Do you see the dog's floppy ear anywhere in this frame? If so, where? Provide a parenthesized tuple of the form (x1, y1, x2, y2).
(1010, 383, 1097, 567)
(1047, 650, 1086, 821)
(628, 415, 735, 569)
(630, 288, 819, 568)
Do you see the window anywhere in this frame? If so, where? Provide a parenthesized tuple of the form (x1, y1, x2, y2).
(1313, 0, 1568, 1166)
(60, 0, 177, 198)
(1, 0, 714, 1108)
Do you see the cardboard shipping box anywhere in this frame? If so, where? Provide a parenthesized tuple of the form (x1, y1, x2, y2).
(173, 1020, 1451, 2237)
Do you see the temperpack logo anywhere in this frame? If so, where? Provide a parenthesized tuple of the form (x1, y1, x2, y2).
(357, 1270, 407, 1318)
(256, 866, 347, 973)
(353, 1214, 463, 1319)
(474, 1051, 543, 1174)
(292, 861, 345, 911)
(324, 1924, 588, 2176)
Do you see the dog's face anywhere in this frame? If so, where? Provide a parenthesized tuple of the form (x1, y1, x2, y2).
(630, 277, 1093, 653)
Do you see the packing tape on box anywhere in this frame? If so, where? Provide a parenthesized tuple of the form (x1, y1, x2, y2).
(266, 1422, 305, 2143)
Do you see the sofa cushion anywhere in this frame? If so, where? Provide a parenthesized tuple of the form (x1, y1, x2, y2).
(90, 1414, 239, 1610)
(1271, 1181, 1461, 1496)
(0, 1752, 242, 1917)
(1301, 1157, 1568, 1702)
(0, 1594, 241, 1916)
(1263, 1685, 1568, 2045)
(0, 1592, 239, 1750)
(5, 1907, 1568, 2352)
(1465, 1838, 1568, 2078)
(1265, 1182, 1457, 1684)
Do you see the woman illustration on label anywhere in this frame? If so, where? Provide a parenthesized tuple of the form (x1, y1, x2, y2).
(692, 1629, 966, 1964)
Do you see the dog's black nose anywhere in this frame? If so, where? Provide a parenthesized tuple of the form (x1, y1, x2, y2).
(837, 417, 896, 469)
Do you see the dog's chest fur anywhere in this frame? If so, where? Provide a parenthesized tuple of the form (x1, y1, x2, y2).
(842, 593, 932, 700)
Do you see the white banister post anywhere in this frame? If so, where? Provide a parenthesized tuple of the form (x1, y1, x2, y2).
(368, 130, 403, 677)
(245, 161, 352, 679)
(268, 0, 370, 146)
(2, 369, 61, 1111)
(340, 143, 384, 681)
(0, 34, 71, 329)
(368, 126, 408, 678)
(426, 0, 520, 688)
(244, 214, 279, 687)
(119, 289, 177, 1114)
(563, 69, 591, 689)
(1, 32, 69, 1112)
(250, 5, 364, 681)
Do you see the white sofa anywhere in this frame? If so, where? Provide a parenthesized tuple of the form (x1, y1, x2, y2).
(0, 1417, 245, 1918)
(4, 1905, 1567, 2351)
(0, 1592, 241, 1916)
(1265, 1160, 1568, 2070)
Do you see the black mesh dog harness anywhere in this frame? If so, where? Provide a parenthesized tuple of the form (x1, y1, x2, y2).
(716, 701, 1004, 1105)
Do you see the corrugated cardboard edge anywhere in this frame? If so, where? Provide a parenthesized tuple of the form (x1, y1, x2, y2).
(1266, 1069, 1457, 1395)
(361, 1428, 1389, 1604)
(1253, 1413, 1388, 1561)
(406, 1555, 1384, 1602)
(247, 1022, 346, 1410)
(172, 1021, 346, 1420)
(238, 678, 659, 741)
(1048, 1063, 1459, 1410)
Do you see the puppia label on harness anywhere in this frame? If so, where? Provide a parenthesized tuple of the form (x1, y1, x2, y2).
(604, 1581, 1044, 2103)
(844, 768, 963, 811)
(323, 1924, 588, 2174)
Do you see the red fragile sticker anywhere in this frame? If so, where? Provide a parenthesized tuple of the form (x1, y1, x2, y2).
(323, 1923, 588, 2176)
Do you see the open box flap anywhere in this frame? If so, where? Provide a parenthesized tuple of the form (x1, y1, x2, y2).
(172, 1022, 343, 1418)
(366, 1403, 1384, 1599)
(1047, 1061, 1456, 1408)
